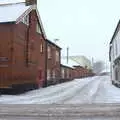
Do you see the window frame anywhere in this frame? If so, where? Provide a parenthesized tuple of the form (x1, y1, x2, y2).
(22, 15, 29, 25)
(40, 43, 43, 53)
(47, 46, 52, 59)
(47, 69, 51, 81)
(55, 50, 59, 62)
(36, 22, 42, 34)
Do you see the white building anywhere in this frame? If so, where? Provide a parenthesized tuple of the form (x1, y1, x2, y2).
(109, 20, 120, 86)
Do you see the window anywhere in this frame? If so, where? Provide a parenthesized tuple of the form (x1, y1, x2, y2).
(115, 41, 118, 56)
(47, 69, 51, 80)
(52, 70, 56, 79)
(36, 22, 41, 34)
(67, 69, 69, 78)
(62, 68, 65, 79)
(40, 43, 43, 53)
(48, 46, 51, 59)
(0, 57, 8, 62)
(22, 15, 29, 25)
(56, 51, 59, 62)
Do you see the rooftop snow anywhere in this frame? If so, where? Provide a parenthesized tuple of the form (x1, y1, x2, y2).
(0, 2, 30, 23)
(61, 58, 80, 68)
(61, 56, 92, 69)
(0, 0, 25, 5)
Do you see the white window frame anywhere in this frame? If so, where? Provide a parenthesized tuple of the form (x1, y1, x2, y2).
(62, 68, 65, 79)
(52, 70, 56, 79)
(47, 69, 51, 80)
(67, 69, 69, 78)
(22, 15, 29, 25)
(40, 43, 43, 53)
(56, 51, 59, 62)
(48, 46, 51, 59)
(36, 22, 41, 34)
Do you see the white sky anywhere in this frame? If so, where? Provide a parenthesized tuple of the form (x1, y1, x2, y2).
(37, 0, 120, 63)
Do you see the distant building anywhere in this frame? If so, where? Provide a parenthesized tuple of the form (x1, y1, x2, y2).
(60, 64, 74, 83)
(109, 20, 120, 86)
(61, 57, 94, 79)
(62, 55, 92, 69)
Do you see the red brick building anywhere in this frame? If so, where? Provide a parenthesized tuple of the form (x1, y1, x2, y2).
(60, 64, 74, 83)
(61, 58, 94, 80)
(46, 40, 61, 86)
(0, 2, 47, 90)
(73, 66, 94, 78)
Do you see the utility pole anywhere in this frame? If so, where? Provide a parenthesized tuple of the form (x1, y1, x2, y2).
(91, 57, 94, 68)
(67, 47, 69, 64)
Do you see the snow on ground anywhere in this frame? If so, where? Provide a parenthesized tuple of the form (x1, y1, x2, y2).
(0, 75, 120, 104)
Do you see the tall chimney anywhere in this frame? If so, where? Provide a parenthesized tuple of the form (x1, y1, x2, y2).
(25, 0, 37, 6)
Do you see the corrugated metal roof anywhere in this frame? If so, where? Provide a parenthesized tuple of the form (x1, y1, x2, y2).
(0, 2, 30, 23)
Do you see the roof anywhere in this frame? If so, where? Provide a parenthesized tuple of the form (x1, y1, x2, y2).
(0, 0, 25, 5)
(62, 55, 92, 69)
(110, 20, 120, 44)
(0, 1, 47, 38)
(0, 2, 31, 23)
(60, 64, 73, 69)
(61, 57, 80, 69)
(46, 39, 62, 49)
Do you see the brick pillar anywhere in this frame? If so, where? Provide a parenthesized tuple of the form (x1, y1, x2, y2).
(25, 0, 37, 6)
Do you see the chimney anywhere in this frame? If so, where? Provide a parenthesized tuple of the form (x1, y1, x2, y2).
(25, 0, 37, 6)
(67, 47, 69, 64)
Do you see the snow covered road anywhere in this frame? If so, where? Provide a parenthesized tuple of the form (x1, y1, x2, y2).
(0, 75, 120, 104)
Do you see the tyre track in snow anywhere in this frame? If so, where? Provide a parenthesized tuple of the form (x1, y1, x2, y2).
(0, 76, 100, 104)
(0, 83, 76, 104)
(91, 76, 120, 103)
(29, 76, 103, 104)
(32, 76, 101, 104)
(0, 80, 84, 104)
(61, 76, 104, 104)
(90, 76, 109, 103)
